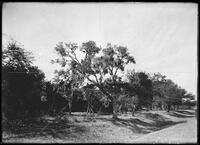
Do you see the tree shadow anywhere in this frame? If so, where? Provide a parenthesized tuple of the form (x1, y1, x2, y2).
(167, 111, 194, 118)
(3, 112, 190, 141)
(143, 112, 170, 122)
(98, 113, 186, 134)
(175, 110, 195, 115)
(4, 120, 88, 140)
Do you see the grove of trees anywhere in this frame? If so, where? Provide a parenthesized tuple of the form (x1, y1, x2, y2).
(2, 40, 196, 124)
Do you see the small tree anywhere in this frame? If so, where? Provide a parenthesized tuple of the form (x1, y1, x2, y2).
(150, 73, 187, 112)
(182, 93, 196, 109)
(127, 70, 153, 110)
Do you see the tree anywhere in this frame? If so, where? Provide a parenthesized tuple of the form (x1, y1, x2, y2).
(52, 41, 135, 119)
(2, 41, 34, 70)
(2, 41, 45, 120)
(51, 67, 84, 115)
(25, 66, 46, 117)
(150, 73, 187, 112)
(182, 93, 196, 109)
(184, 93, 195, 100)
(127, 70, 153, 110)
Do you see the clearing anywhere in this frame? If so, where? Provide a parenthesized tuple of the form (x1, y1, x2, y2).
(2, 109, 197, 143)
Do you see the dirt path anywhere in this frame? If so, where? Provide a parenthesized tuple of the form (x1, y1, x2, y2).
(134, 118, 197, 143)
(2, 110, 197, 143)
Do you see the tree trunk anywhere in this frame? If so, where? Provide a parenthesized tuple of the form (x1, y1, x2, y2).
(132, 109, 135, 116)
(68, 100, 72, 115)
(95, 84, 120, 119)
(161, 104, 164, 110)
(148, 104, 152, 111)
(68, 88, 74, 115)
(167, 104, 171, 112)
(118, 105, 122, 114)
(131, 104, 136, 116)
(112, 101, 118, 119)
(2, 110, 8, 130)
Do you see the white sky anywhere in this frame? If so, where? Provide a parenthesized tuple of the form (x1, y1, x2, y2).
(2, 2, 198, 97)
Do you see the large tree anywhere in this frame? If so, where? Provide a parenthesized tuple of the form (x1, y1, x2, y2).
(52, 41, 135, 118)
(2, 41, 45, 120)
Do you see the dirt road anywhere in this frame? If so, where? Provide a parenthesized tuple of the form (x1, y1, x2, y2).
(134, 117, 197, 143)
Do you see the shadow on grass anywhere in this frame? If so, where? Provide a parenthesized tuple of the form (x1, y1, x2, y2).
(4, 120, 88, 140)
(3, 111, 190, 141)
(175, 110, 195, 115)
(167, 111, 194, 118)
(98, 113, 186, 134)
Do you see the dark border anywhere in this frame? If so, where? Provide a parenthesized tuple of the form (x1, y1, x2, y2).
(1, 1, 199, 145)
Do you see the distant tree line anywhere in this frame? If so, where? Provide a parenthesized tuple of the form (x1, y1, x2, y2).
(2, 40, 196, 123)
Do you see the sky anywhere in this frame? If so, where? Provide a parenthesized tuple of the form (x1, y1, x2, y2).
(2, 2, 198, 97)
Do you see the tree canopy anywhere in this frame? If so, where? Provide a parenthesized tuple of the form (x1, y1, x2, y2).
(2, 41, 46, 119)
(52, 41, 136, 118)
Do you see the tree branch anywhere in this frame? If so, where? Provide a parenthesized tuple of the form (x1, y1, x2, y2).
(114, 67, 119, 76)
(86, 75, 97, 85)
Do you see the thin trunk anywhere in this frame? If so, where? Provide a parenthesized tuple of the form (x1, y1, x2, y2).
(112, 100, 118, 119)
(161, 104, 165, 110)
(68, 91, 73, 115)
(167, 104, 171, 112)
(68, 100, 72, 115)
(132, 104, 136, 116)
(68, 83, 74, 115)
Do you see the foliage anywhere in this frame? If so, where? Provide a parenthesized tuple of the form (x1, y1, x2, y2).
(182, 93, 196, 108)
(2, 41, 34, 70)
(52, 41, 136, 118)
(2, 40, 196, 122)
(2, 41, 45, 120)
(150, 73, 188, 111)
(183, 93, 195, 100)
(127, 70, 153, 109)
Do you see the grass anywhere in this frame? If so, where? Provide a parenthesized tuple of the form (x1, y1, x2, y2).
(2, 109, 197, 143)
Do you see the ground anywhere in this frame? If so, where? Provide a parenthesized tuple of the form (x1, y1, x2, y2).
(2, 109, 197, 143)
